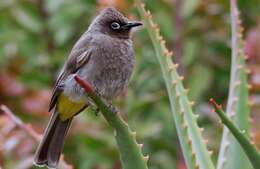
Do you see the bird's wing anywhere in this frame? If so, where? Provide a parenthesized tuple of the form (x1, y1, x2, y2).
(49, 36, 93, 111)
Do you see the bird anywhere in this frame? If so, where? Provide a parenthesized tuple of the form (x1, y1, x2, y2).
(34, 7, 142, 168)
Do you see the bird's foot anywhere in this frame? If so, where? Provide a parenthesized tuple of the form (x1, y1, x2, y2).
(92, 87, 118, 114)
(107, 102, 118, 115)
(92, 87, 101, 97)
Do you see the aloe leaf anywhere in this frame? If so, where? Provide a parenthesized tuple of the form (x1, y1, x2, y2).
(137, 3, 215, 169)
(210, 99, 260, 169)
(74, 76, 148, 169)
(217, 1, 252, 169)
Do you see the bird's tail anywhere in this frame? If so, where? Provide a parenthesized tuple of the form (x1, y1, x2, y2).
(34, 111, 72, 168)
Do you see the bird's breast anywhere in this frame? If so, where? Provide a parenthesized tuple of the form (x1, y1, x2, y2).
(63, 37, 135, 102)
(91, 39, 135, 99)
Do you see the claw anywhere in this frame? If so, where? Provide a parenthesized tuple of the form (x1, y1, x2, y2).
(108, 103, 118, 114)
(93, 86, 102, 97)
(91, 86, 118, 114)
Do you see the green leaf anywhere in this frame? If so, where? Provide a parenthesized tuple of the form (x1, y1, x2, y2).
(210, 99, 260, 169)
(75, 76, 148, 169)
(217, 1, 252, 169)
(137, 3, 215, 169)
(187, 65, 212, 101)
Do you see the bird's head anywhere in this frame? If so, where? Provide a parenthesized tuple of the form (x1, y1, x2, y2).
(89, 7, 142, 39)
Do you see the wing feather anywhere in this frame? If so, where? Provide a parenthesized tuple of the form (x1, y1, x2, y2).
(49, 35, 93, 111)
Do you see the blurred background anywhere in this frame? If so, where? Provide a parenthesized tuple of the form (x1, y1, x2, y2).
(0, 0, 259, 168)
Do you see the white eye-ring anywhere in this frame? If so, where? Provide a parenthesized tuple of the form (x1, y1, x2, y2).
(111, 22, 121, 30)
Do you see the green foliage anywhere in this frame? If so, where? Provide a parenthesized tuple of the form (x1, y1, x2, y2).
(186, 65, 212, 101)
(210, 99, 260, 169)
(75, 76, 148, 169)
(0, 0, 259, 169)
(217, 1, 252, 169)
(137, 3, 215, 169)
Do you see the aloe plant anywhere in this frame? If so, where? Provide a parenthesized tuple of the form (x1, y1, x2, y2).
(74, 75, 148, 169)
(74, 2, 258, 169)
(217, 1, 252, 169)
(210, 99, 260, 169)
(137, 3, 215, 169)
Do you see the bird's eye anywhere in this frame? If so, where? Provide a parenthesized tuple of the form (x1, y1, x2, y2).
(110, 22, 121, 30)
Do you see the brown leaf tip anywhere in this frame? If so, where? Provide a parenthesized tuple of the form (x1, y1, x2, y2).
(209, 98, 222, 110)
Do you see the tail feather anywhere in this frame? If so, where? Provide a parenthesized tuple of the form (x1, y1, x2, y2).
(34, 111, 72, 168)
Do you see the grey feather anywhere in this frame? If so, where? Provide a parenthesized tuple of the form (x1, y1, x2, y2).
(35, 7, 141, 168)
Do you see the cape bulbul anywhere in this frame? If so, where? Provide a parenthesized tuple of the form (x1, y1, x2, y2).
(34, 7, 142, 168)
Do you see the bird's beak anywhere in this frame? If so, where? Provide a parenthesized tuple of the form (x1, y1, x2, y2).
(122, 21, 143, 29)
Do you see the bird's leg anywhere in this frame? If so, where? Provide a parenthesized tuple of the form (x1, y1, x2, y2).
(92, 86, 118, 114)
(93, 86, 102, 98)
(106, 101, 119, 115)
(89, 86, 103, 116)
